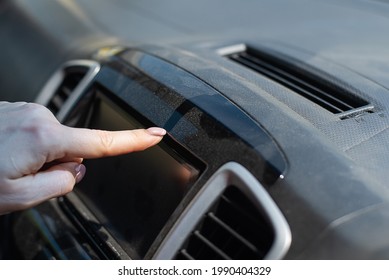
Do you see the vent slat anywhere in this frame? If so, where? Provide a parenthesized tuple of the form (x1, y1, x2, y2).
(239, 52, 357, 111)
(193, 231, 232, 260)
(232, 55, 349, 113)
(220, 193, 266, 229)
(50, 95, 65, 111)
(207, 212, 259, 254)
(177, 250, 195, 260)
(227, 48, 371, 116)
(60, 86, 73, 98)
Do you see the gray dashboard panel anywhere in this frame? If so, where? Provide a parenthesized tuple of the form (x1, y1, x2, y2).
(1, 0, 389, 259)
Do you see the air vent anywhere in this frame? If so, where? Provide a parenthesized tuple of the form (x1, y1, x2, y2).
(226, 46, 373, 117)
(46, 66, 88, 115)
(36, 60, 100, 121)
(153, 162, 290, 260)
(175, 186, 274, 260)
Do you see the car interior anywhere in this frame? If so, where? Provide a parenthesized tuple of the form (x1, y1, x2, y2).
(1, 0, 389, 259)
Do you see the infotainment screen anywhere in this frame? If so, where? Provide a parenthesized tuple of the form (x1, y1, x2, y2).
(74, 92, 201, 259)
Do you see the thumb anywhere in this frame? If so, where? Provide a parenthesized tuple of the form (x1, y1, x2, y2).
(8, 162, 86, 211)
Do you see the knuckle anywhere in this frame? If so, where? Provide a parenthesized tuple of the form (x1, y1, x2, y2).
(20, 103, 56, 126)
(23, 121, 53, 148)
(20, 124, 61, 163)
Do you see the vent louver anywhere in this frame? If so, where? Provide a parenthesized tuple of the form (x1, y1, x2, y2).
(175, 186, 274, 260)
(36, 60, 100, 122)
(46, 66, 89, 115)
(226, 47, 373, 117)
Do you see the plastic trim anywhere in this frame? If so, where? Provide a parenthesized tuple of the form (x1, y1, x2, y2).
(152, 162, 291, 260)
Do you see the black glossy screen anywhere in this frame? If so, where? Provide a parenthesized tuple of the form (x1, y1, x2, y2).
(75, 94, 200, 258)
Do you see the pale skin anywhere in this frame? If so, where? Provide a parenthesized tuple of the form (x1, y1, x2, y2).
(0, 102, 166, 215)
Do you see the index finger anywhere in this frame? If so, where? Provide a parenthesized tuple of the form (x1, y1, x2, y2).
(58, 126, 166, 159)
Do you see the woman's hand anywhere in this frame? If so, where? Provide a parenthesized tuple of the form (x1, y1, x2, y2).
(0, 102, 166, 214)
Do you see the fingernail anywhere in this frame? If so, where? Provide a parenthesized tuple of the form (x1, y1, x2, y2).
(146, 127, 167, 136)
(75, 164, 86, 183)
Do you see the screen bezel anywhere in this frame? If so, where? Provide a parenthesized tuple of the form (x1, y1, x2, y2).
(69, 87, 205, 259)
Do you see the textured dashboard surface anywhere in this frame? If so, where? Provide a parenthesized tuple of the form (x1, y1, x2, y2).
(2, 0, 389, 259)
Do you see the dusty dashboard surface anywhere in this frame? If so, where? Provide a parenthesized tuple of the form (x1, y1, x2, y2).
(2, 0, 389, 260)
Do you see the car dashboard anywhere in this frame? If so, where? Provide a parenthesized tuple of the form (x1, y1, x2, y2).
(2, 0, 389, 260)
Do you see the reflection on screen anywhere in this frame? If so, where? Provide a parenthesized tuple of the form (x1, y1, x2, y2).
(75, 94, 200, 258)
